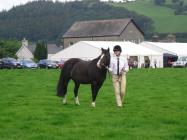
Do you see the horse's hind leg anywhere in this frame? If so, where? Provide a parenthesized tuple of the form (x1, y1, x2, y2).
(62, 79, 70, 104)
(74, 82, 80, 105)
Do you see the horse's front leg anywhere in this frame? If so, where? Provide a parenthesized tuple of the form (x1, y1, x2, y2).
(91, 82, 102, 107)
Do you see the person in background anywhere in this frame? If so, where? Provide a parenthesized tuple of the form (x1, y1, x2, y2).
(154, 59, 157, 68)
(133, 60, 138, 68)
(109, 45, 129, 107)
(128, 58, 134, 69)
(167, 57, 173, 67)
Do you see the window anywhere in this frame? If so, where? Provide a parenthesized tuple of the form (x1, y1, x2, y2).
(69, 42, 74, 46)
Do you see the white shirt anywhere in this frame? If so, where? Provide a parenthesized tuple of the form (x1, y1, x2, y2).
(109, 55, 129, 75)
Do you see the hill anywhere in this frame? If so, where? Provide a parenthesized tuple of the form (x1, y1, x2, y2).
(112, 0, 187, 33)
(0, 69, 187, 139)
(0, 0, 152, 43)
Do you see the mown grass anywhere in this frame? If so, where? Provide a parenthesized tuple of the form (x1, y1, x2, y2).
(112, 0, 187, 33)
(0, 68, 187, 140)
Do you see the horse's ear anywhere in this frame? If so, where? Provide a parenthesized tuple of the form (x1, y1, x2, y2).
(107, 48, 110, 52)
(101, 48, 104, 52)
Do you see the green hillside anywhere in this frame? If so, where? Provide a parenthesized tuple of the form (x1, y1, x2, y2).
(112, 0, 187, 33)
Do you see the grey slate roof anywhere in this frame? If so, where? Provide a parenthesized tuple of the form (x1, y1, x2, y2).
(63, 18, 143, 38)
(27, 44, 36, 54)
(47, 44, 63, 54)
(26, 44, 62, 54)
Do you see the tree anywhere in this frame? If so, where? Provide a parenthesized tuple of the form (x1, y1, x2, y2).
(0, 39, 20, 58)
(0, 48, 5, 58)
(179, 1, 184, 7)
(172, 0, 178, 4)
(34, 41, 47, 61)
(154, 0, 165, 5)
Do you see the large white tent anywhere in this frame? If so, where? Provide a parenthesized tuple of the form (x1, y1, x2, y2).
(51, 41, 163, 68)
(140, 42, 187, 57)
(50, 41, 101, 61)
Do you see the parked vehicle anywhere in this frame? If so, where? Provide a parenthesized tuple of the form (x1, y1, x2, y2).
(38, 59, 59, 69)
(1, 57, 22, 69)
(172, 56, 187, 67)
(19, 59, 38, 68)
(58, 60, 65, 69)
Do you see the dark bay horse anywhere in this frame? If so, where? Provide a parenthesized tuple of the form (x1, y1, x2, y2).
(57, 48, 110, 107)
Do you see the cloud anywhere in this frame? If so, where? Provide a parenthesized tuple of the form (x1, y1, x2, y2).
(0, 0, 118, 11)
(0, 0, 31, 11)
(0, 0, 67, 11)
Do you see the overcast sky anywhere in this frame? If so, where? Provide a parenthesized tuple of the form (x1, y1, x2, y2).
(0, 0, 75, 11)
(0, 0, 124, 11)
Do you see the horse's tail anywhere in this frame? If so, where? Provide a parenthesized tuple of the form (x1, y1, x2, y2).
(57, 69, 66, 97)
(56, 58, 81, 97)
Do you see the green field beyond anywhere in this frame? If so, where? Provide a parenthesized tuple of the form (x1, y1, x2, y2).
(0, 69, 187, 140)
(112, 0, 187, 33)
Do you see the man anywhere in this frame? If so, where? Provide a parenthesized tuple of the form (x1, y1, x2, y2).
(109, 45, 129, 107)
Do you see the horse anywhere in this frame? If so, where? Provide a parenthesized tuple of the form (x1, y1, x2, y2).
(57, 48, 110, 107)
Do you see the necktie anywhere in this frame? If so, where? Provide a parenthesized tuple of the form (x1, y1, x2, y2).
(117, 58, 119, 75)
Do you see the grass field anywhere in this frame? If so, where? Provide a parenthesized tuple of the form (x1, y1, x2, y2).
(112, 0, 187, 33)
(0, 69, 187, 140)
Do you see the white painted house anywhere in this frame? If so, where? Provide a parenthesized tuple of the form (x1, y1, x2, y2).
(16, 38, 34, 59)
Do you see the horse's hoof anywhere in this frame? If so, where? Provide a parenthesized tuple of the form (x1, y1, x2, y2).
(62, 96, 67, 105)
(63, 102, 67, 105)
(75, 102, 80, 106)
(91, 102, 95, 108)
(75, 97, 80, 106)
(62, 100, 67, 105)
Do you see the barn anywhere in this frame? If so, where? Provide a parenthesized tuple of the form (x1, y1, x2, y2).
(62, 18, 144, 49)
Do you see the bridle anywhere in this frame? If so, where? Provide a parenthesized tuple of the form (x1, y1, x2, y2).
(97, 54, 110, 70)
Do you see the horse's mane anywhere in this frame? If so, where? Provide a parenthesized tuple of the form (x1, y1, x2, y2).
(90, 55, 101, 64)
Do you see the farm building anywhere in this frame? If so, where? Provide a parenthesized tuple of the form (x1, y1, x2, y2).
(62, 18, 144, 49)
(51, 41, 163, 68)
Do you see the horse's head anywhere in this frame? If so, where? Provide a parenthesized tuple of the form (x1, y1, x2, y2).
(97, 48, 110, 69)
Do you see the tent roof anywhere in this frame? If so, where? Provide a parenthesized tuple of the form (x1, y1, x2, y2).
(50, 41, 101, 60)
(83, 41, 161, 56)
(144, 42, 187, 56)
(51, 41, 161, 61)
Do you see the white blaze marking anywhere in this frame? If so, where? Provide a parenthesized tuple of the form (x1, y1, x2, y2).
(97, 54, 104, 68)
